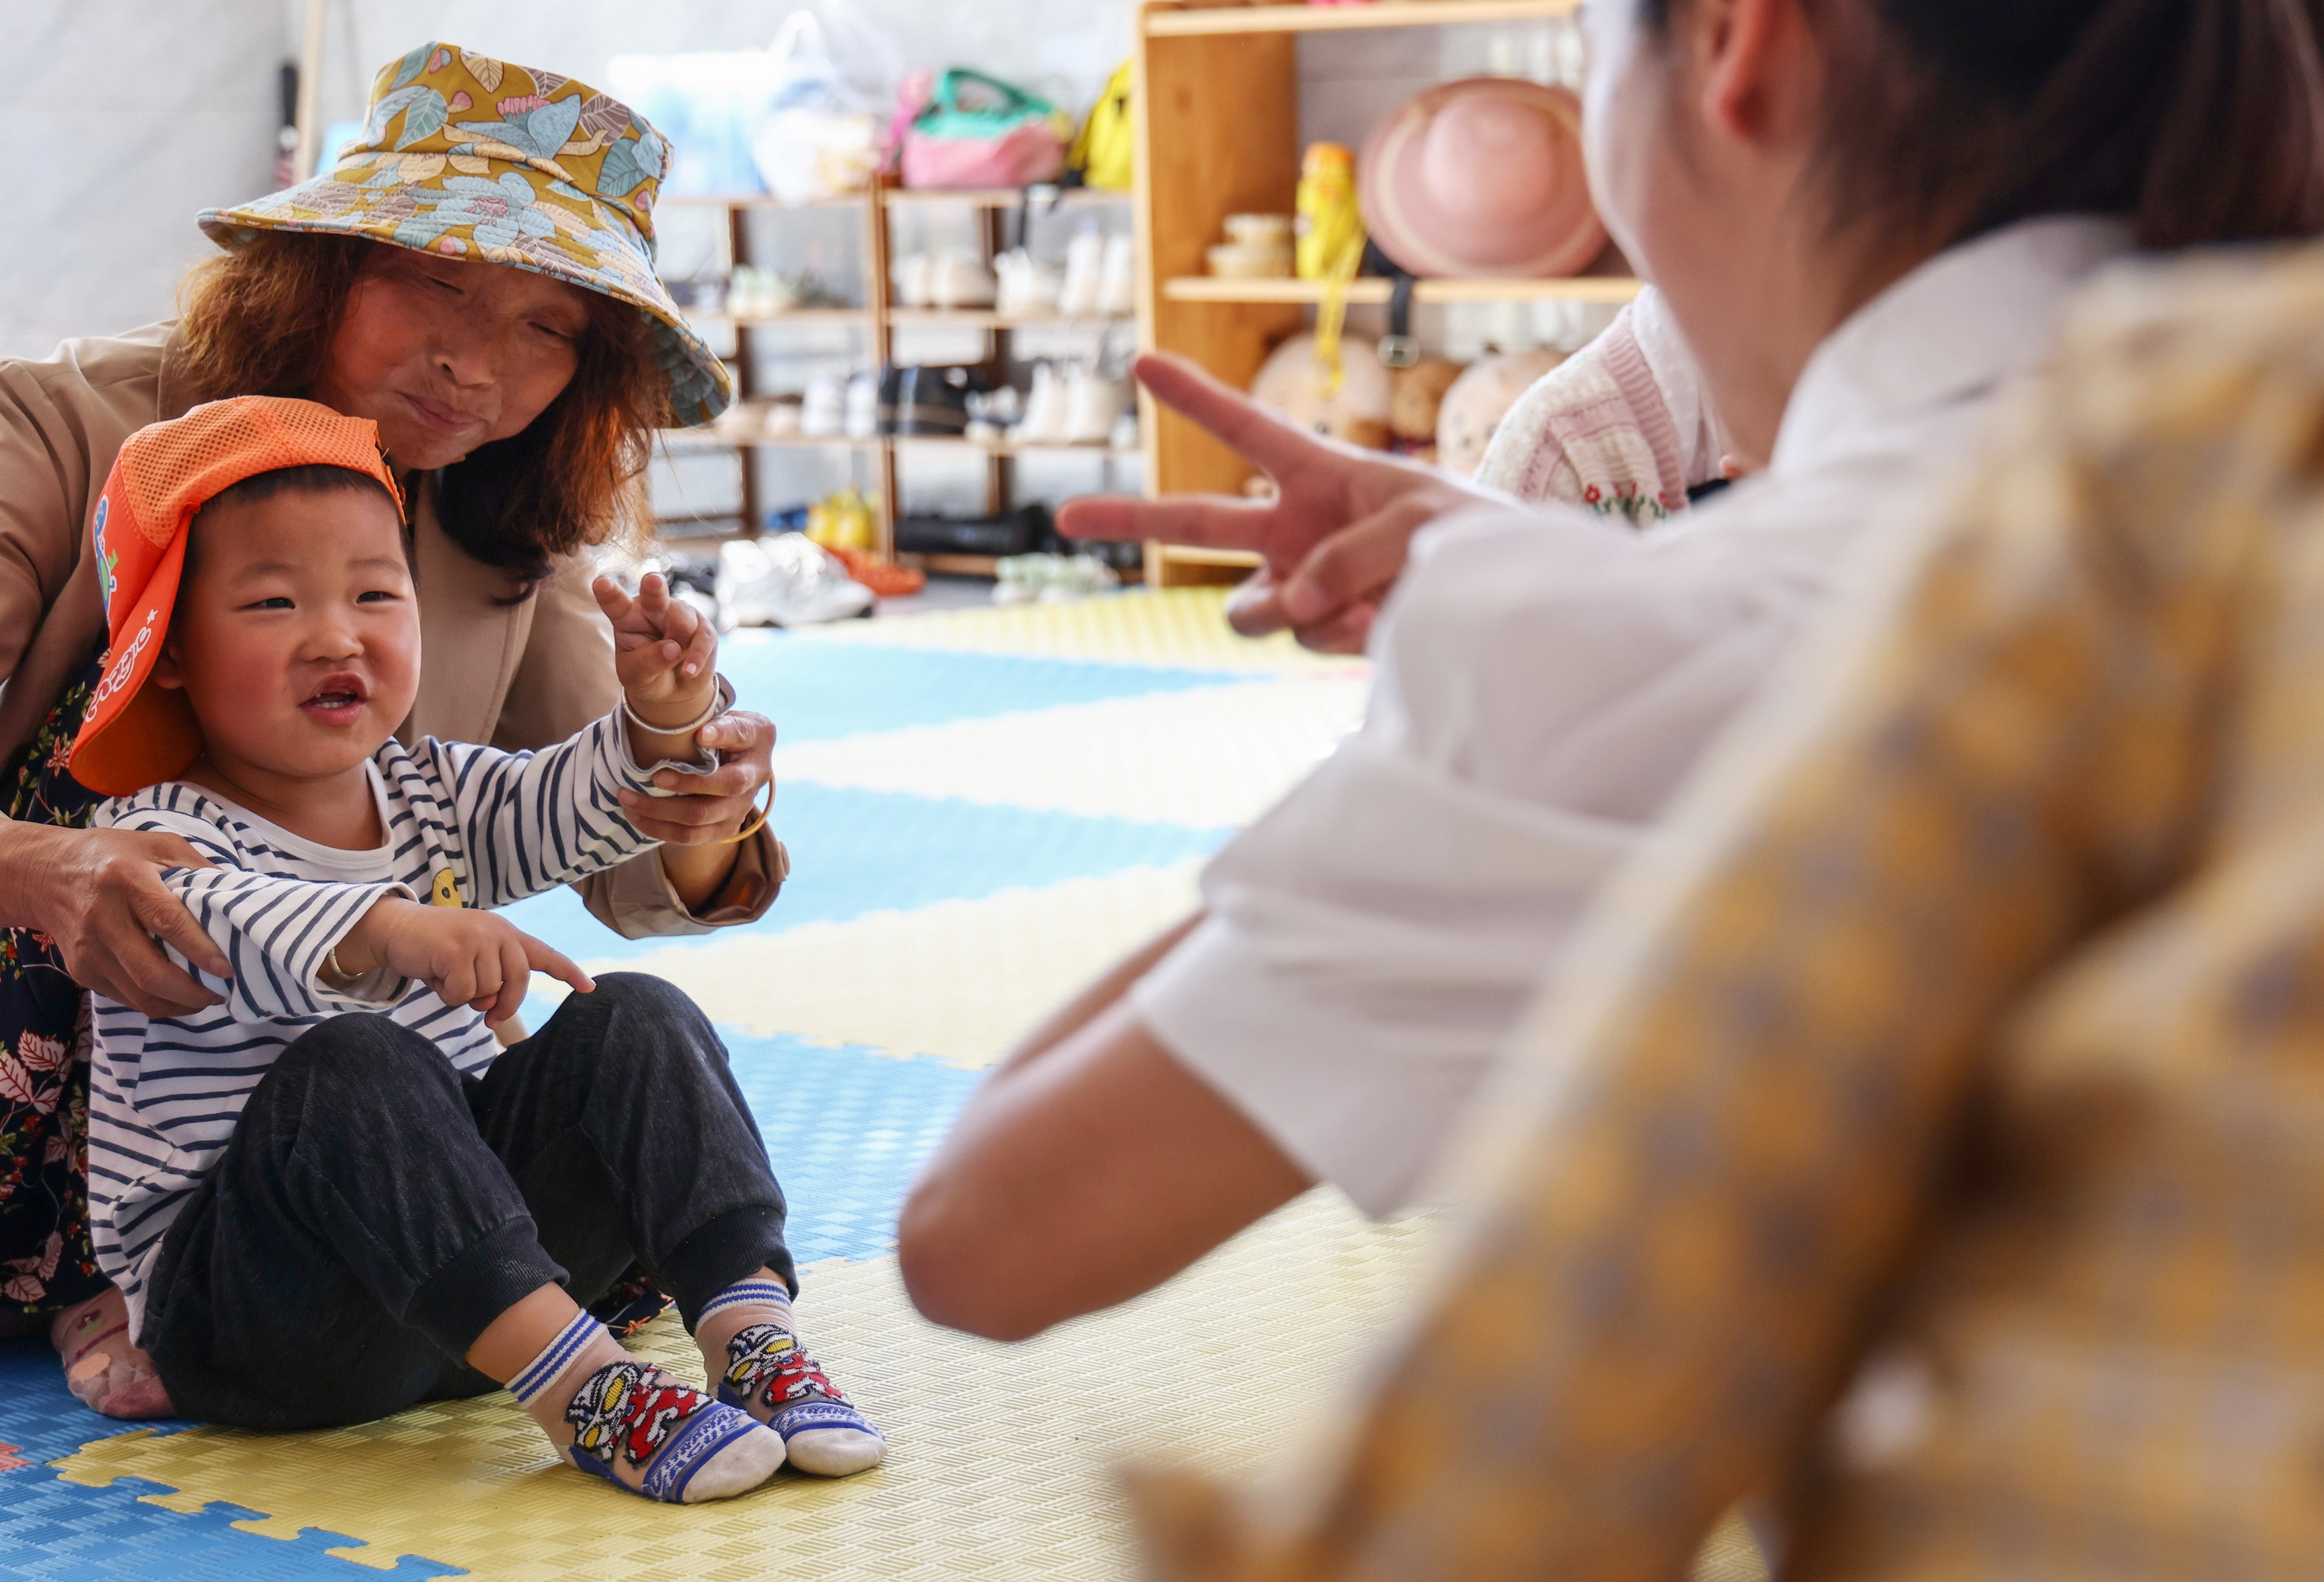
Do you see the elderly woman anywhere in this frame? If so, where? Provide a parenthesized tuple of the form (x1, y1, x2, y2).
(0, 44, 780, 1417)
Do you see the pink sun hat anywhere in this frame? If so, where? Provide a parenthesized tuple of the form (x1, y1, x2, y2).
(1358, 78, 1606, 280)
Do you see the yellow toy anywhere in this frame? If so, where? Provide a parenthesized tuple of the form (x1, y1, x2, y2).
(806, 487, 878, 554)
(1295, 142, 1368, 397)
(1295, 142, 1364, 282)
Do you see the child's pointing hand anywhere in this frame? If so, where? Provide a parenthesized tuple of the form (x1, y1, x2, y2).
(333, 897, 594, 1027)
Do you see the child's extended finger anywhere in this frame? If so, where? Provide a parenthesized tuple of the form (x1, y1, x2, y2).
(675, 607, 716, 680)
(519, 930, 596, 995)
(592, 574, 637, 623)
(636, 573, 671, 625)
(484, 935, 533, 1026)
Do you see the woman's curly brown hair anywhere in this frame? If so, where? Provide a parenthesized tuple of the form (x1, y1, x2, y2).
(170, 232, 672, 586)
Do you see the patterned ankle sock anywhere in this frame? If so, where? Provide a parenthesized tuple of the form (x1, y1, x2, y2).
(697, 1278, 885, 1477)
(509, 1311, 785, 1503)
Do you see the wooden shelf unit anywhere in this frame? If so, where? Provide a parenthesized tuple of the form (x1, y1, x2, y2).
(1161, 274, 1640, 305)
(884, 186, 1133, 210)
(663, 182, 1145, 572)
(669, 429, 1142, 462)
(686, 308, 871, 328)
(1145, 0, 1578, 36)
(658, 191, 867, 211)
(888, 308, 1133, 332)
(1133, 0, 1594, 586)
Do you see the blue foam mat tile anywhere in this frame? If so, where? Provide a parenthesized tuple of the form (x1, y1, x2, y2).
(503, 783, 1229, 964)
(0, 1340, 190, 1472)
(728, 1031, 984, 1265)
(720, 632, 1247, 743)
(0, 1474, 462, 1580)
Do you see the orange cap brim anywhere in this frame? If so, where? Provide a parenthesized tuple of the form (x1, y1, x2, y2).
(70, 530, 202, 798)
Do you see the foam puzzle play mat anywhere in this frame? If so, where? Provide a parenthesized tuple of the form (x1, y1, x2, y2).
(0, 589, 1766, 1581)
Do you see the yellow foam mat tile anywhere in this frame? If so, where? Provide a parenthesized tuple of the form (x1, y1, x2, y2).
(532, 864, 1203, 1068)
(57, 1195, 1764, 1581)
(808, 586, 1367, 675)
(55, 1197, 1405, 1580)
(774, 675, 1368, 828)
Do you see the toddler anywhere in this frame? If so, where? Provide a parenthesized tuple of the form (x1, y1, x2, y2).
(70, 396, 882, 1503)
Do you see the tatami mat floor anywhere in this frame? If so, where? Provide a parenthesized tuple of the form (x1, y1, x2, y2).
(0, 589, 1766, 1581)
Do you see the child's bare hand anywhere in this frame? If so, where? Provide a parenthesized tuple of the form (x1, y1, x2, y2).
(343, 898, 594, 1027)
(595, 573, 718, 725)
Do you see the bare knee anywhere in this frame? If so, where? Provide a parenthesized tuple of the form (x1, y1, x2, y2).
(897, 1165, 1052, 1343)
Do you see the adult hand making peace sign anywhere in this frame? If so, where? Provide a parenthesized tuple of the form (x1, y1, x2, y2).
(1055, 353, 1514, 654)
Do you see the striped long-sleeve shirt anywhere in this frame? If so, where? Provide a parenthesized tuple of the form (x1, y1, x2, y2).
(88, 710, 669, 1336)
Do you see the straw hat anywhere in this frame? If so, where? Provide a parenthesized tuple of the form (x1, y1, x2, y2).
(199, 43, 733, 425)
(1358, 78, 1605, 280)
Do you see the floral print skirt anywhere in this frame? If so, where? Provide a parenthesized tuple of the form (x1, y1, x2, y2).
(0, 659, 107, 1318)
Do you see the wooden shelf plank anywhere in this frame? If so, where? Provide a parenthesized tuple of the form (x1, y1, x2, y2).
(686, 309, 870, 328)
(893, 436, 1147, 459)
(1162, 274, 1643, 305)
(658, 192, 868, 210)
(660, 431, 1144, 459)
(888, 309, 1133, 331)
(896, 552, 1149, 583)
(658, 431, 879, 451)
(1145, 0, 1576, 37)
(1151, 545, 1264, 568)
(905, 552, 1006, 577)
(882, 186, 1134, 209)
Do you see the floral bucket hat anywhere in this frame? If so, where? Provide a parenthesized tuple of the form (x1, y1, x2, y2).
(199, 42, 733, 426)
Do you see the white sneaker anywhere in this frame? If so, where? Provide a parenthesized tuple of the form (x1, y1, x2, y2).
(718, 535, 874, 628)
(1013, 363, 1069, 445)
(800, 374, 845, 437)
(1058, 228, 1105, 318)
(895, 253, 935, 308)
(843, 372, 880, 440)
(1099, 233, 1136, 317)
(931, 252, 997, 310)
(994, 552, 1119, 606)
(1064, 366, 1129, 444)
(995, 249, 1064, 320)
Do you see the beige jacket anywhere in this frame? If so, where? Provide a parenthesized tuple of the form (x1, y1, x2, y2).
(0, 323, 780, 937)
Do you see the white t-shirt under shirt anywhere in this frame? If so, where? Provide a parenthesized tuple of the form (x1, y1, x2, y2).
(87, 712, 671, 1337)
(1130, 216, 2136, 1218)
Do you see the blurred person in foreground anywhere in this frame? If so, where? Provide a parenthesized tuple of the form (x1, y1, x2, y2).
(901, 0, 2324, 1341)
(1135, 242, 2324, 1580)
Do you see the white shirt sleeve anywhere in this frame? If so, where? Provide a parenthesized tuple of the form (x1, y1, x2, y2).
(94, 799, 416, 1018)
(1131, 499, 1817, 1217)
(420, 712, 670, 909)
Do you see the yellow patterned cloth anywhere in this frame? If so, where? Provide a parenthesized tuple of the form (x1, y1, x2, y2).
(199, 42, 732, 425)
(1139, 244, 2324, 1580)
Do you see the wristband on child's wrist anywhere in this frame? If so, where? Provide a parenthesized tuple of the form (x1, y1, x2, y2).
(623, 674, 734, 740)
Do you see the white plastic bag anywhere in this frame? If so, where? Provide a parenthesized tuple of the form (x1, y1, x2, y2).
(606, 53, 783, 196)
(751, 3, 897, 206)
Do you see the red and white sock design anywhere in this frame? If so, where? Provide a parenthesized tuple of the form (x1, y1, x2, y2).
(697, 1278, 885, 1477)
(510, 1310, 786, 1503)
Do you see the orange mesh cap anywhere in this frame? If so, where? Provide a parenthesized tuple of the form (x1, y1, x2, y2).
(70, 397, 406, 797)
